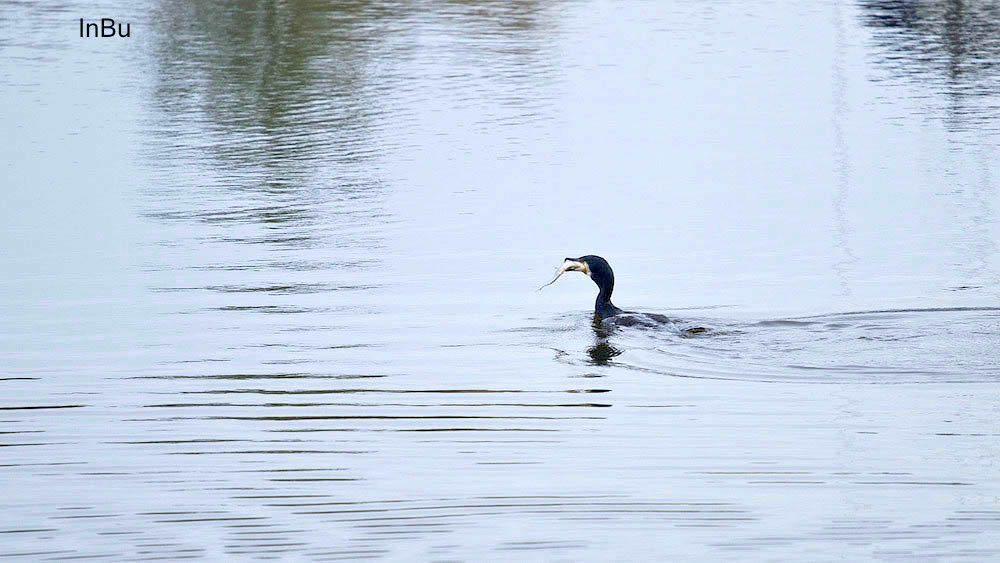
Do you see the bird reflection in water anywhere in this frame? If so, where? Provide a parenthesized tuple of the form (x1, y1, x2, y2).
(587, 316, 623, 365)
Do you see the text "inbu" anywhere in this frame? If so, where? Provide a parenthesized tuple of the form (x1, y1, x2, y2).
(79, 18, 131, 38)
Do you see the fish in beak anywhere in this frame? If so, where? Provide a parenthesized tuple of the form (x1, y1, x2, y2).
(537, 258, 591, 291)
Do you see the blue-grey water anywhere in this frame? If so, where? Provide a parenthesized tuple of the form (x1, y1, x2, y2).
(2, 0, 1000, 560)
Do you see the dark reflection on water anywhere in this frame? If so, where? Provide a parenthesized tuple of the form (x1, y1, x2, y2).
(586, 340, 623, 366)
(859, 0, 1000, 131)
(149, 1, 387, 166)
(586, 317, 623, 366)
(142, 0, 396, 284)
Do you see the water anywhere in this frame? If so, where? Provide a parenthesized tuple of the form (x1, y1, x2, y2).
(2, 0, 999, 559)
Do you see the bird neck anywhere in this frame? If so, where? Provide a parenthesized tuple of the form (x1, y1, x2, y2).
(597, 284, 612, 303)
(595, 287, 620, 318)
(590, 267, 619, 318)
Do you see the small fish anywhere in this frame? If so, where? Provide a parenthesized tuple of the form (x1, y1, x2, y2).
(537, 259, 589, 291)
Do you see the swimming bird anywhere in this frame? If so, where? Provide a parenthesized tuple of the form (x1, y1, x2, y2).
(540, 255, 709, 333)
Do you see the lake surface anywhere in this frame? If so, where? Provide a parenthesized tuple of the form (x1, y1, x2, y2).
(2, 0, 999, 559)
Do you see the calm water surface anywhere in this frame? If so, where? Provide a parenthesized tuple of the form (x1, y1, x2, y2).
(2, 0, 1000, 560)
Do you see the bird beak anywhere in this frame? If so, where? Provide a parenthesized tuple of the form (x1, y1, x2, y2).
(537, 259, 589, 291)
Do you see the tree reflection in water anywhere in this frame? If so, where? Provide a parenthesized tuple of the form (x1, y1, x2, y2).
(858, 0, 1000, 131)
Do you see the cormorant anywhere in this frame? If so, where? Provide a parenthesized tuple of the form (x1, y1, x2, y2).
(540, 255, 708, 334)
